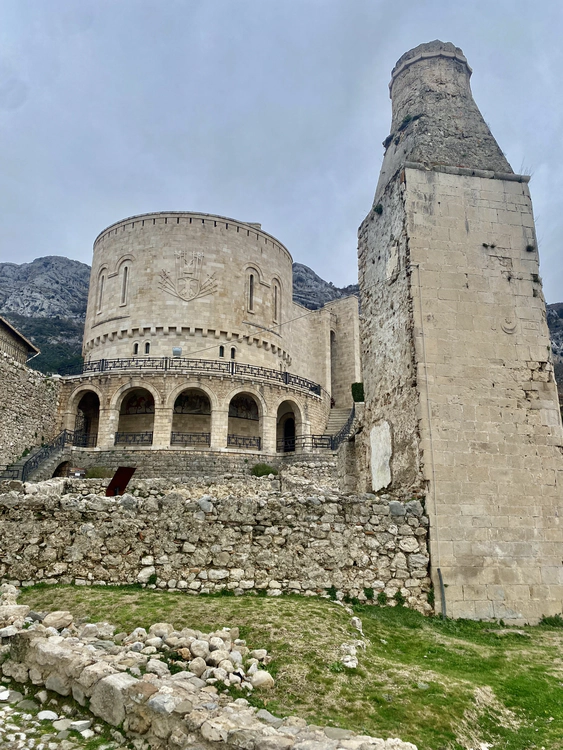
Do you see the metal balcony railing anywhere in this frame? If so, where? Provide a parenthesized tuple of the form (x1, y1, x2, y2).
(227, 434, 261, 450)
(171, 432, 211, 446)
(114, 431, 154, 446)
(77, 357, 322, 396)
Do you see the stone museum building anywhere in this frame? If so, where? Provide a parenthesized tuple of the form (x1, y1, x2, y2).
(55, 211, 361, 461)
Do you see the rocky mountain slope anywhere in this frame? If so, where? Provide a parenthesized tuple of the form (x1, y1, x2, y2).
(0, 256, 561, 383)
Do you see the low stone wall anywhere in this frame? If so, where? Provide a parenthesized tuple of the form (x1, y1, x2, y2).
(0, 352, 61, 467)
(36, 447, 337, 482)
(0, 464, 432, 610)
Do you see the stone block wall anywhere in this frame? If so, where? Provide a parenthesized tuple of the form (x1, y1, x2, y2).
(359, 163, 563, 623)
(0, 353, 61, 467)
(0, 468, 432, 609)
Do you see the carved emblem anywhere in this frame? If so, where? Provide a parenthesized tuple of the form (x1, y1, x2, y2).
(501, 317, 517, 335)
(159, 250, 217, 302)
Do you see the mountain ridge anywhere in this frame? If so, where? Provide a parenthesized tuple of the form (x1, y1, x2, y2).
(0, 256, 561, 384)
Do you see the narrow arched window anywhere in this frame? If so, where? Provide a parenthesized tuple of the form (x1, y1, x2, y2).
(273, 282, 280, 323)
(219, 345, 225, 358)
(133, 342, 139, 355)
(97, 274, 105, 312)
(249, 274, 254, 311)
(145, 342, 150, 355)
(120, 265, 129, 305)
(231, 347, 236, 360)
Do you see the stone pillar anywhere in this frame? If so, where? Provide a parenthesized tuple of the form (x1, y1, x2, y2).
(211, 408, 228, 450)
(152, 407, 172, 448)
(97, 407, 119, 449)
(262, 415, 277, 454)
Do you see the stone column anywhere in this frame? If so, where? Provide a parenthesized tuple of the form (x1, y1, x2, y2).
(97, 407, 119, 449)
(211, 408, 228, 450)
(261, 415, 277, 454)
(152, 407, 172, 448)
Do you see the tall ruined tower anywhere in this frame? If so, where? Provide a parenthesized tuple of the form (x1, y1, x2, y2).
(359, 41, 563, 622)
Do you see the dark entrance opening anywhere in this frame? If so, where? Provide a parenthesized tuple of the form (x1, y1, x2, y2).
(283, 416, 296, 452)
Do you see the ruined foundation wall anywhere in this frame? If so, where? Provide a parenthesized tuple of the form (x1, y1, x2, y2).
(0, 353, 61, 467)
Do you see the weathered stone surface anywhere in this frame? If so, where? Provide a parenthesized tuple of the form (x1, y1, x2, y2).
(90, 672, 139, 726)
(42, 611, 73, 629)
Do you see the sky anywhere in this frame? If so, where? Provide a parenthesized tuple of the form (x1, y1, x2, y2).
(0, 0, 561, 302)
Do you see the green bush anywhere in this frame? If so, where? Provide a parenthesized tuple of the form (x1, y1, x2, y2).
(394, 590, 406, 607)
(363, 587, 375, 601)
(351, 382, 365, 402)
(326, 585, 338, 601)
(539, 613, 563, 627)
(377, 591, 388, 606)
(251, 463, 278, 477)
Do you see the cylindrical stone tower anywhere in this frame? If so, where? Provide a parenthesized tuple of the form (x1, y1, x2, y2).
(83, 212, 293, 367)
(375, 40, 512, 199)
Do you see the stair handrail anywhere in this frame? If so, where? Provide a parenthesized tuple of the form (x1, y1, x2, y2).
(330, 405, 356, 451)
(19, 429, 75, 483)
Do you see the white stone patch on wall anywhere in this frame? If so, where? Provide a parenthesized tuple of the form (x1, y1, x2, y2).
(370, 420, 392, 492)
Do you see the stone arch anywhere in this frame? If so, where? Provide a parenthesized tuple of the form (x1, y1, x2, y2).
(276, 398, 304, 453)
(115, 386, 156, 445)
(166, 381, 219, 411)
(226, 388, 265, 450)
(66, 385, 104, 445)
(170, 387, 213, 446)
(110, 381, 163, 411)
(53, 461, 71, 478)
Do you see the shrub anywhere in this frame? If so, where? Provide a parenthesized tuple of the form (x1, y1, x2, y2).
(363, 587, 375, 601)
(147, 573, 158, 586)
(351, 382, 365, 402)
(374, 203, 383, 215)
(427, 587, 435, 607)
(377, 591, 388, 606)
(539, 613, 563, 627)
(394, 590, 406, 607)
(326, 585, 338, 601)
(251, 463, 278, 477)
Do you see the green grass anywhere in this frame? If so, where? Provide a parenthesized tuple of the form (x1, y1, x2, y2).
(19, 585, 563, 750)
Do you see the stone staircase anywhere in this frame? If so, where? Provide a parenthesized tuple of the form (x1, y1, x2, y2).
(0, 430, 75, 482)
(324, 407, 353, 436)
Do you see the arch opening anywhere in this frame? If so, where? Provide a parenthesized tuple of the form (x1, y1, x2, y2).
(276, 399, 302, 452)
(171, 389, 211, 447)
(53, 461, 71, 478)
(228, 392, 261, 450)
(116, 388, 154, 445)
(74, 391, 100, 447)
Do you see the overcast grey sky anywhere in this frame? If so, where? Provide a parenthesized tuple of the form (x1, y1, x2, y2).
(0, 0, 561, 302)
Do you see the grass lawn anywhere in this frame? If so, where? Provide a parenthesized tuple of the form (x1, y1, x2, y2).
(19, 585, 563, 750)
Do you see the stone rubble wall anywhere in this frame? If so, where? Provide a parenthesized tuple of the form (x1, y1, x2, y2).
(0, 585, 417, 750)
(0, 463, 432, 610)
(33, 447, 336, 483)
(0, 352, 61, 467)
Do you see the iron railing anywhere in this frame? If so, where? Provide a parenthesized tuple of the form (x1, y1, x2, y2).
(72, 433, 98, 448)
(0, 466, 21, 480)
(79, 357, 322, 396)
(227, 434, 261, 450)
(331, 405, 356, 450)
(275, 407, 356, 453)
(171, 432, 211, 446)
(20, 429, 74, 482)
(114, 431, 154, 445)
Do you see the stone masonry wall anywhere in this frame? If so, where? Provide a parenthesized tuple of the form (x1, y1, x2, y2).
(405, 166, 563, 623)
(0, 353, 61, 467)
(0, 465, 432, 610)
